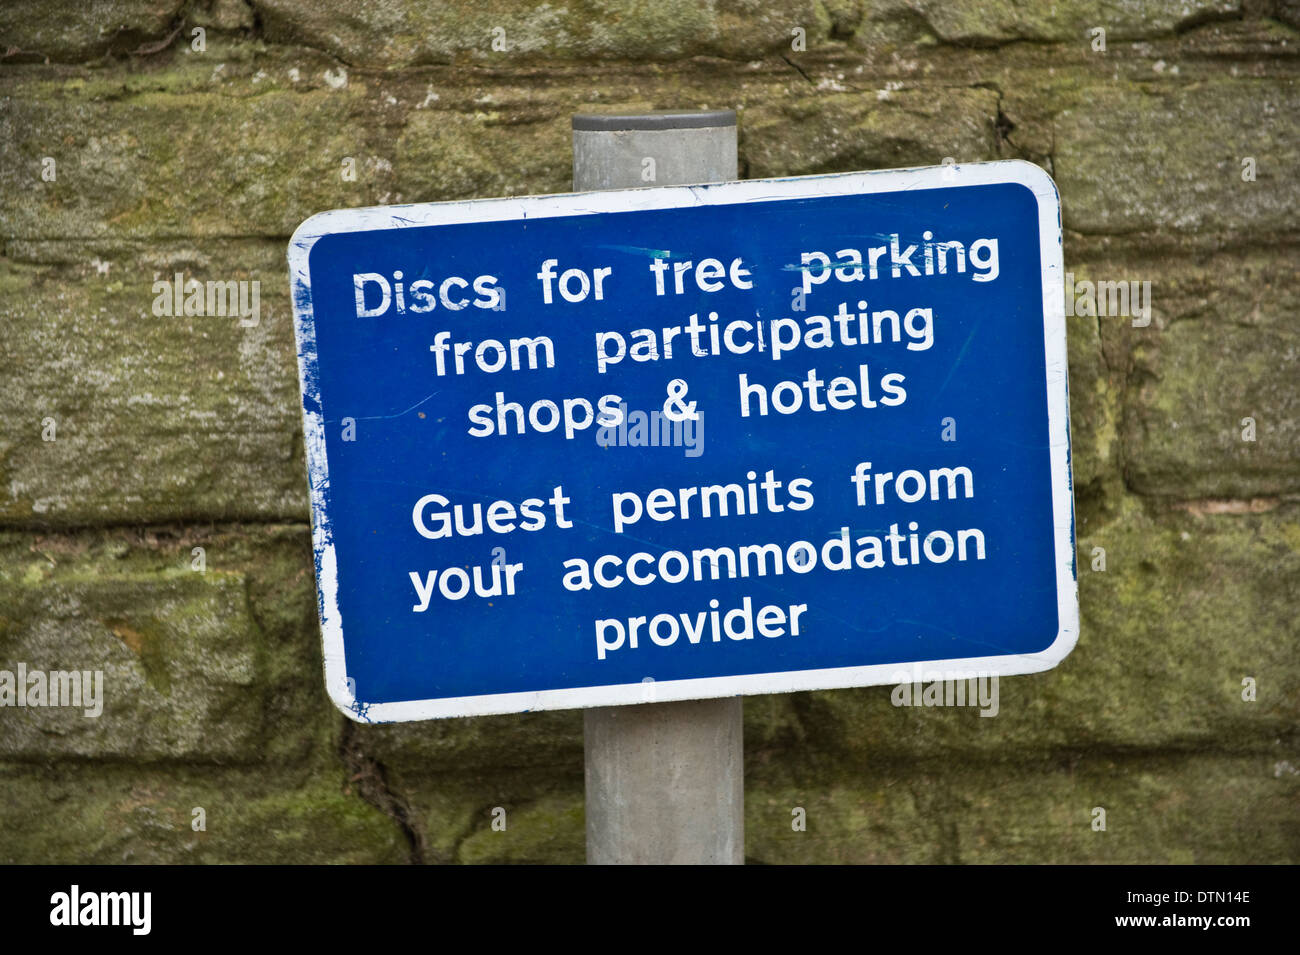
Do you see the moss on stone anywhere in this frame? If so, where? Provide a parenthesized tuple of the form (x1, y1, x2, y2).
(0, 763, 408, 863)
(747, 751, 1300, 863)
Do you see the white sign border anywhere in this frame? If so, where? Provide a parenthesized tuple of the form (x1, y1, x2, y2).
(287, 159, 1078, 723)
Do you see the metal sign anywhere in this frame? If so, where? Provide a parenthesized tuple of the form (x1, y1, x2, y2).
(288, 160, 1077, 722)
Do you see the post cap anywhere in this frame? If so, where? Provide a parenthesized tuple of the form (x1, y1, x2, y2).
(572, 109, 737, 132)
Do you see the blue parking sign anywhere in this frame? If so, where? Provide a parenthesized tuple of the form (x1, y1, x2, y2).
(288, 160, 1077, 721)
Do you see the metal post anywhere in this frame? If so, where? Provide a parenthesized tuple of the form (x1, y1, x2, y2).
(572, 109, 744, 865)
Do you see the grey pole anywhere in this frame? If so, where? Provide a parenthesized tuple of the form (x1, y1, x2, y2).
(573, 109, 744, 866)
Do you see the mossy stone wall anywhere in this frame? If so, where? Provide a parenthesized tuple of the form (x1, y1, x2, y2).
(1, 0, 1297, 863)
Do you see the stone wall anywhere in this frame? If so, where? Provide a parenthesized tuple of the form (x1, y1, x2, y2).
(1, 0, 1297, 863)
